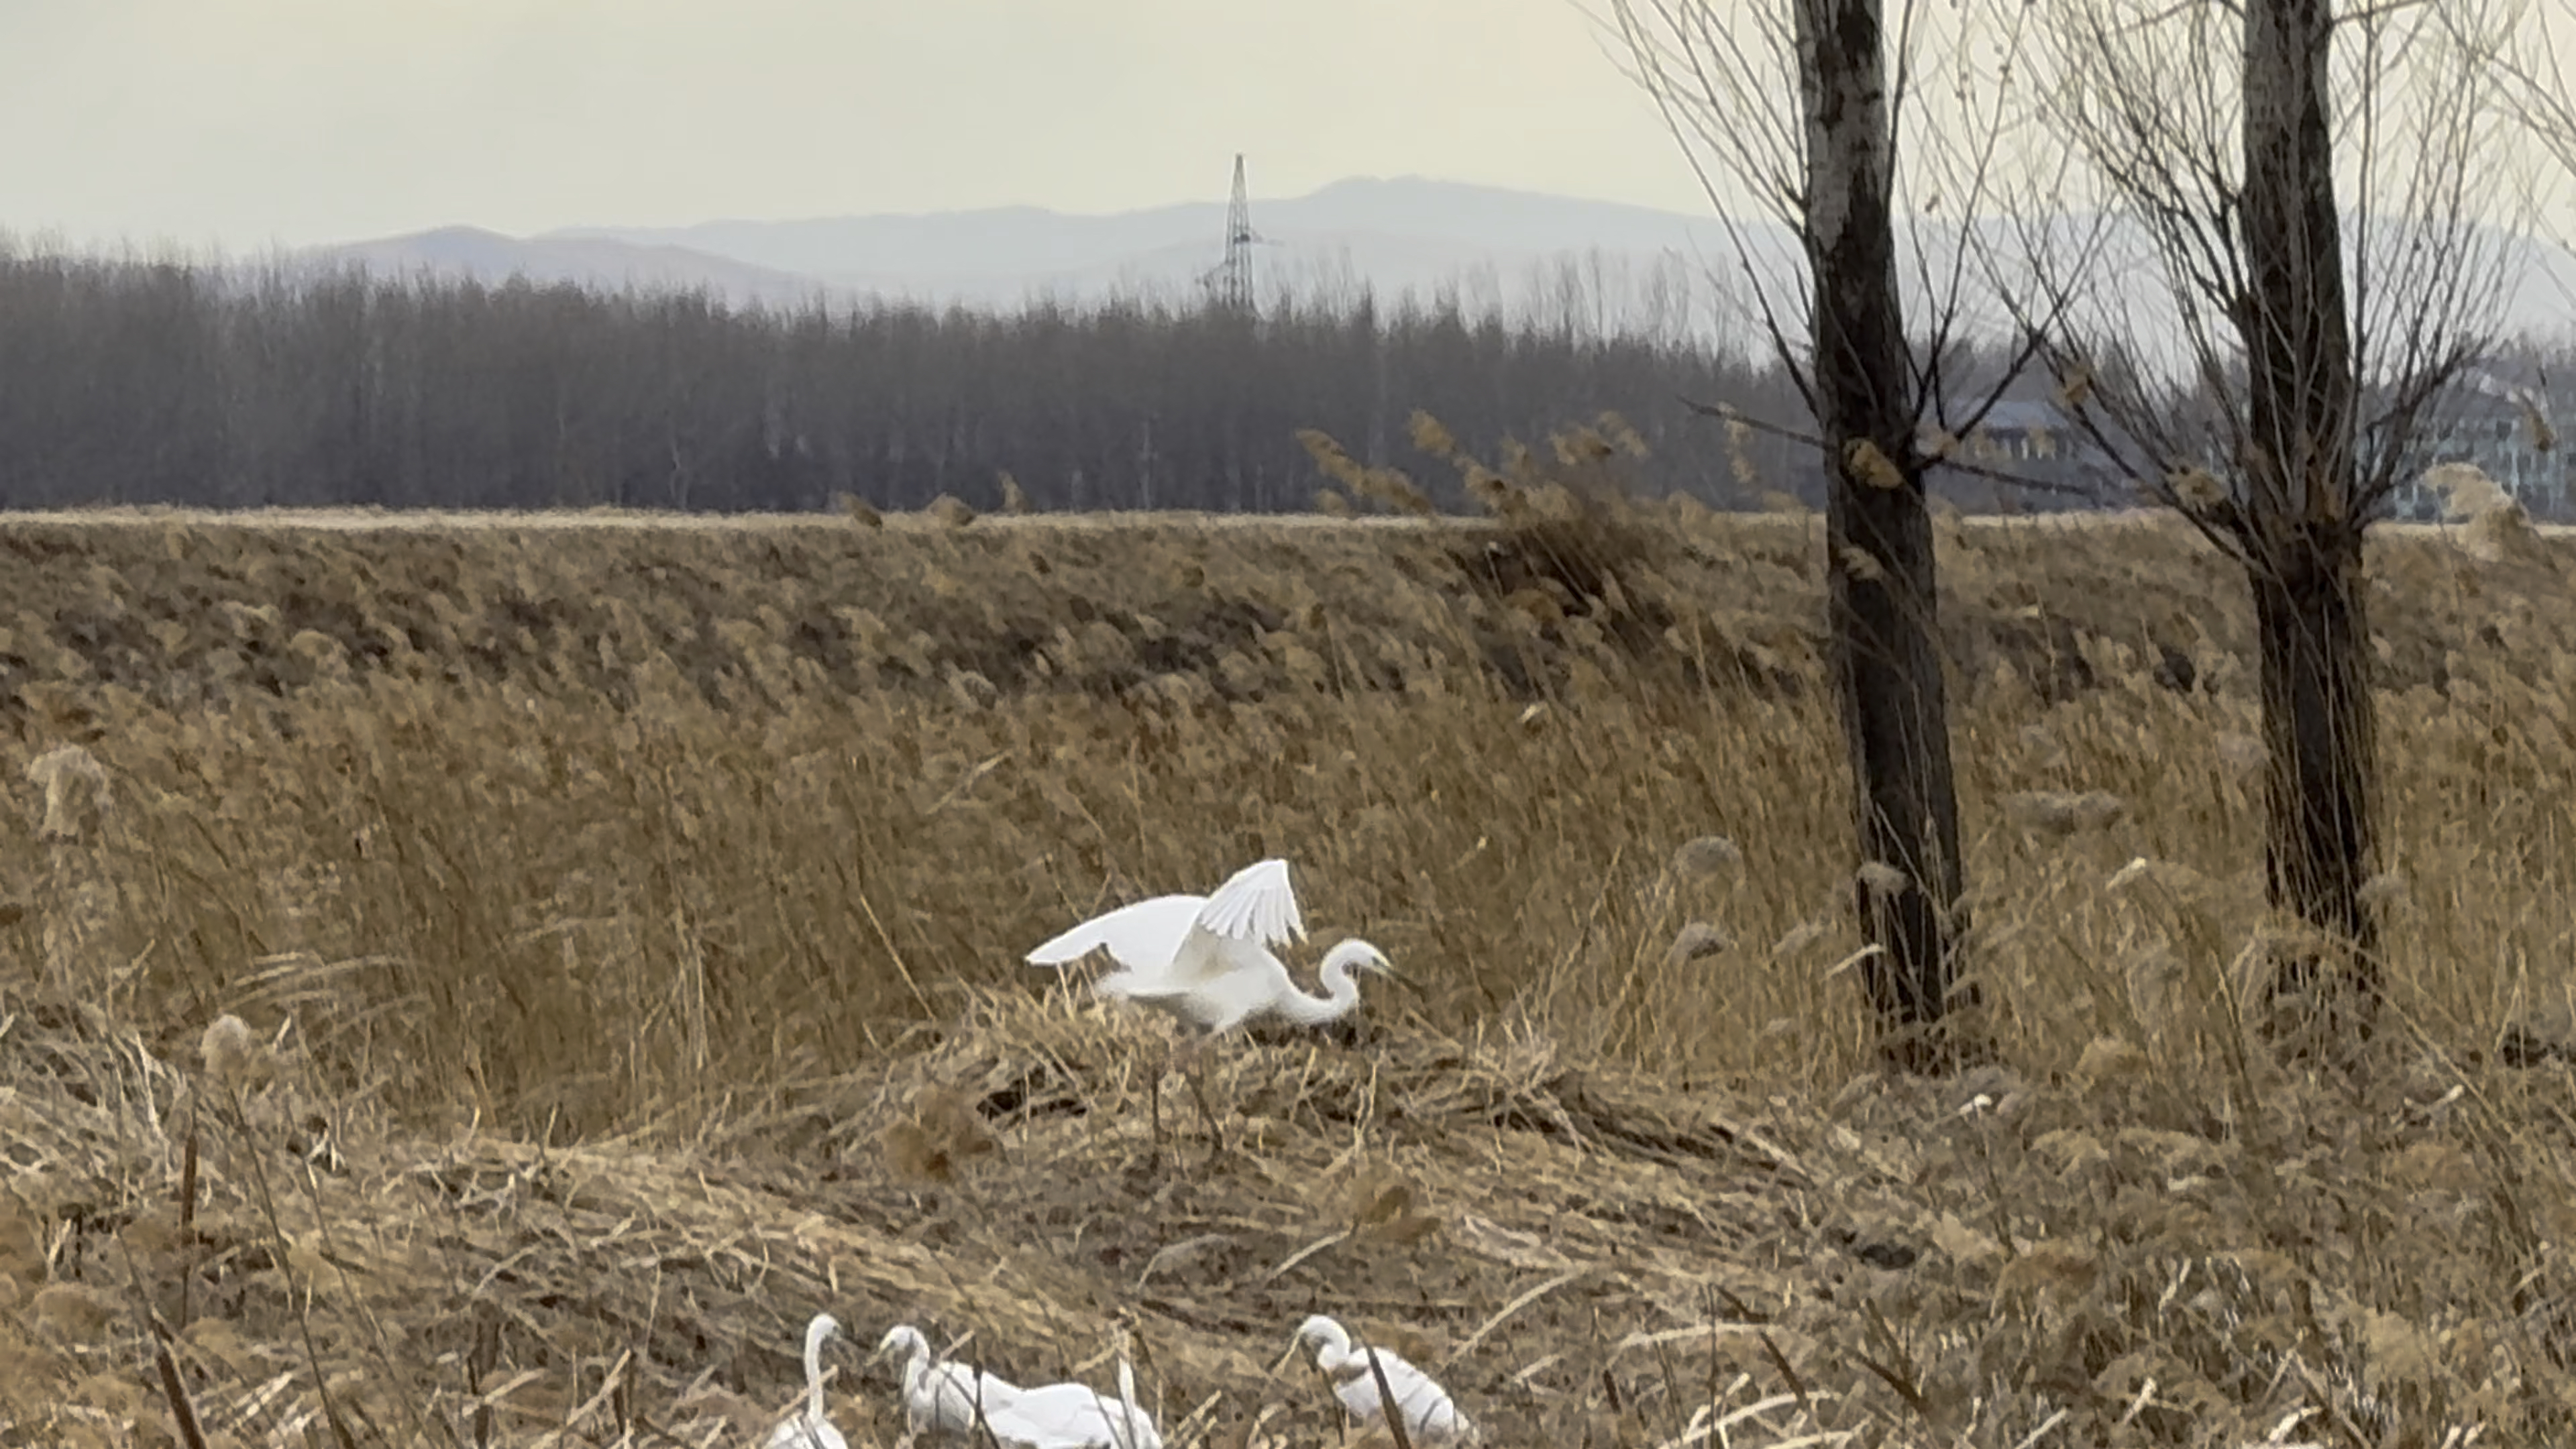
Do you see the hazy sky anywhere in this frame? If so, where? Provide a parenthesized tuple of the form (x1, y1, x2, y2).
(0, 0, 1706, 250)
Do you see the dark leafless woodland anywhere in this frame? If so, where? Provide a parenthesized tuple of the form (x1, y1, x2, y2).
(0, 245, 2107, 518)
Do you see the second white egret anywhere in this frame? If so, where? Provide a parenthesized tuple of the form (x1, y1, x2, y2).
(983, 1320, 1163, 1449)
(874, 1323, 1024, 1438)
(765, 1312, 849, 1449)
(1287, 1314, 1478, 1446)
(980, 1356, 1162, 1449)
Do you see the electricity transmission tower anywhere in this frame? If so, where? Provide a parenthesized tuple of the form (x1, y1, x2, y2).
(1203, 154, 1265, 315)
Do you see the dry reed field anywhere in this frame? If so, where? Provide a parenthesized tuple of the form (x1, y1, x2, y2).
(4, 447, 2576, 1446)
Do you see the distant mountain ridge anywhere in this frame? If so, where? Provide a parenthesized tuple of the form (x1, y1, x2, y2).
(297, 176, 2576, 353)
(301, 224, 833, 309)
(529, 176, 1780, 324)
(540, 176, 1742, 279)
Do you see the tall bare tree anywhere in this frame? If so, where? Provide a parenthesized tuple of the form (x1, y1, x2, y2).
(2001, 0, 2525, 1041)
(1607, 0, 2057, 1065)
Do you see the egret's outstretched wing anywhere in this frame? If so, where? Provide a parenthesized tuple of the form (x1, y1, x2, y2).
(1026, 894, 1206, 979)
(1193, 859, 1305, 947)
(1162, 859, 1305, 989)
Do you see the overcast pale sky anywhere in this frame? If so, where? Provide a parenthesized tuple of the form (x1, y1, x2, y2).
(0, 0, 1705, 250)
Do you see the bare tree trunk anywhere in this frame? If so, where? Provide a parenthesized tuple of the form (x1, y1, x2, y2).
(1800, 0, 1974, 1062)
(2020, 0, 2518, 1052)
(2241, 0, 2381, 1030)
(2249, 529, 2382, 1026)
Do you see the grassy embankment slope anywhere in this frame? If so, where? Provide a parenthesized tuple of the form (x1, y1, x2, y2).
(2, 499, 2573, 1446)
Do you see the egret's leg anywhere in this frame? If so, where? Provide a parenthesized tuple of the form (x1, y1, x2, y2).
(1177, 1031, 1229, 1161)
(1185, 1068, 1227, 1162)
(1144, 1037, 1168, 1170)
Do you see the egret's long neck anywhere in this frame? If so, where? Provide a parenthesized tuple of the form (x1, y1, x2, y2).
(1277, 961, 1361, 1025)
(804, 1328, 828, 1422)
(1277, 942, 1377, 1026)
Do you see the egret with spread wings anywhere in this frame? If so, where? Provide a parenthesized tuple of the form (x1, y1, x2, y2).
(1027, 858, 1397, 1156)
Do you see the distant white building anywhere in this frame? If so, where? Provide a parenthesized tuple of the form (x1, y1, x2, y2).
(1915, 396, 2133, 511)
(2382, 363, 2565, 519)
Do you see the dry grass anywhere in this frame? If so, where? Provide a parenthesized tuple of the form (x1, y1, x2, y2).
(1, 464, 2575, 1445)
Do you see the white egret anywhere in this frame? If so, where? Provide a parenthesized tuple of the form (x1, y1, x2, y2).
(1027, 858, 1399, 1154)
(1287, 1314, 1478, 1446)
(874, 1323, 1024, 1438)
(765, 1312, 849, 1449)
(981, 1323, 1163, 1449)
(979, 1377, 1161, 1448)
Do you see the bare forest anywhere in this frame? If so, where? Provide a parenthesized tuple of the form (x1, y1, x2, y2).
(0, 241, 2159, 518)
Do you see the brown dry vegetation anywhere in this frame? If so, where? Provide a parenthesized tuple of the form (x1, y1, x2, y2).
(3, 449, 2576, 1445)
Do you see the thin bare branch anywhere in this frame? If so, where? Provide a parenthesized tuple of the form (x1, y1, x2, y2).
(1603, 0, 2073, 489)
(1678, 394, 2105, 500)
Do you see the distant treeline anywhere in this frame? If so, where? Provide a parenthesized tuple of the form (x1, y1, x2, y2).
(0, 244, 2114, 515)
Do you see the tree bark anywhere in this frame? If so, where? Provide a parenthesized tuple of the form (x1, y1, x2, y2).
(2250, 529, 2379, 954)
(2239, 0, 2382, 1031)
(1797, 0, 1974, 1063)
(2241, 0, 2356, 526)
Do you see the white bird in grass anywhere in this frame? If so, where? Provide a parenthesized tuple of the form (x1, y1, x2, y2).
(981, 1356, 1163, 1448)
(874, 1324, 1025, 1439)
(765, 1313, 849, 1449)
(1026, 858, 1400, 1155)
(979, 1322, 1164, 1449)
(1286, 1315, 1478, 1446)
